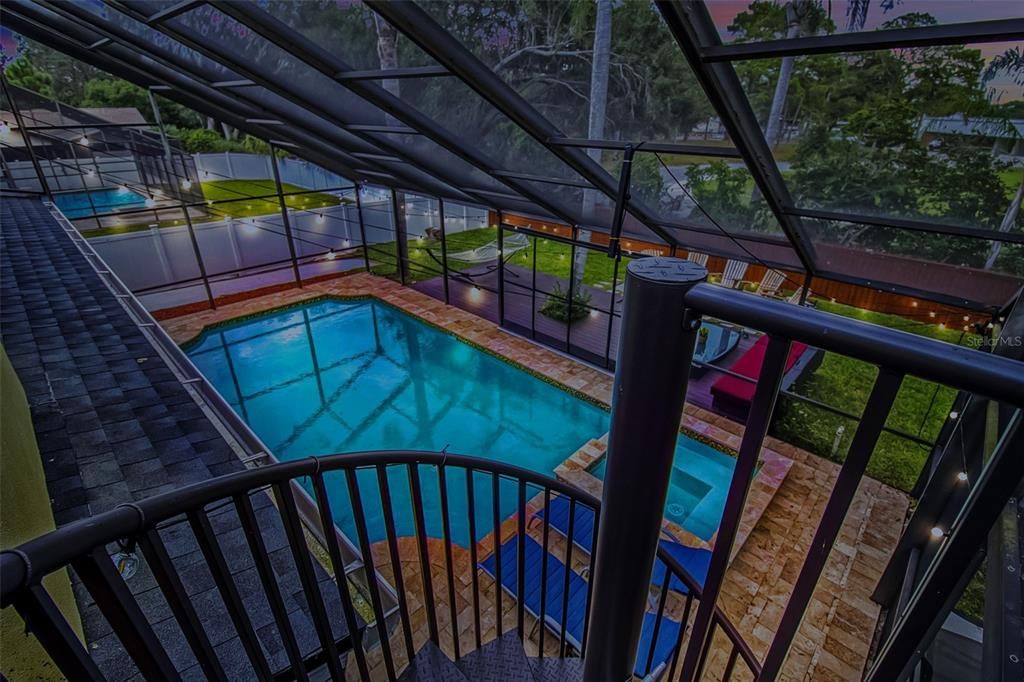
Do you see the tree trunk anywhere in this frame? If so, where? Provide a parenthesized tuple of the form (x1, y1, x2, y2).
(574, 0, 613, 286)
(374, 14, 401, 125)
(984, 178, 1024, 270)
(763, 22, 801, 148)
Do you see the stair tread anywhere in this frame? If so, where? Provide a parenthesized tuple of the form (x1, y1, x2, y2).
(455, 632, 534, 681)
(397, 641, 466, 682)
(528, 656, 584, 682)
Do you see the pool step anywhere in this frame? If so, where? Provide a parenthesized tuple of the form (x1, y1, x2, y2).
(397, 634, 584, 681)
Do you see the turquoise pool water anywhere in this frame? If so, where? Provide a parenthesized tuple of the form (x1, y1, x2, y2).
(186, 299, 735, 546)
(590, 439, 737, 541)
(54, 187, 147, 219)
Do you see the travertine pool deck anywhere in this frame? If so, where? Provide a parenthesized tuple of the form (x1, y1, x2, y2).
(161, 272, 911, 680)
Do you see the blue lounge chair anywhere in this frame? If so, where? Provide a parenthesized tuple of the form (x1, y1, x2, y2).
(478, 535, 683, 677)
(479, 535, 589, 651)
(636, 611, 683, 679)
(535, 495, 712, 595)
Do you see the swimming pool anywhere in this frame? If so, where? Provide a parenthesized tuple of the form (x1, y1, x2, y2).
(54, 187, 147, 219)
(185, 299, 736, 545)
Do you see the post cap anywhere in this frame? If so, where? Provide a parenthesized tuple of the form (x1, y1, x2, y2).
(626, 256, 707, 286)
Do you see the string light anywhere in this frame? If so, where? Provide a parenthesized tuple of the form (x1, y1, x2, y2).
(326, 249, 336, 261)
(181, 179, 192, 190)
(956, 471, 968, 483)
(930, 526, 945, 539)
(79, 135, 89, 146)
(0, 121, 10, 137)
(317, 213, 324, 223)
(144, 196, 156, 208)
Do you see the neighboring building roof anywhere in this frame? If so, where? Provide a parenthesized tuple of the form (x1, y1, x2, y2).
(918, 115, 1024, 140)
(78, 107, 148, 126)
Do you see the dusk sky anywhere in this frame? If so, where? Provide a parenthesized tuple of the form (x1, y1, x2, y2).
(707, 0, 1023, 102)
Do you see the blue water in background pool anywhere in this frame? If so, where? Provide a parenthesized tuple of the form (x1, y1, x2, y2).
(54, 187, 147, 219)
(186, 299, 736, 546)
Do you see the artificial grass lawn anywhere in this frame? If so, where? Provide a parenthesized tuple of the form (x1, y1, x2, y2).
(770, 300, 979, 493)
(369, 226, 625, 290)
(82, 179, 347, 238)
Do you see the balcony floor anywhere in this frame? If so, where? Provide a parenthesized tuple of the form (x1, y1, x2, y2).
(162, 271, 911, 680)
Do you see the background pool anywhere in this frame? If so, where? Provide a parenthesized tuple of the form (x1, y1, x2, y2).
(54, 187, 148, 219)
(186, 299, 735, 545)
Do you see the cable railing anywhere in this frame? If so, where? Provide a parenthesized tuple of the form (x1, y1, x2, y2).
(0, 451, 757, 681)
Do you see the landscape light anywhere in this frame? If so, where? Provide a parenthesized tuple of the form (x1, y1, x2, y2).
(929, 311, 936, 318)
(949, 411, 959, 419)
(956, 471, 968, 483)
(930, 526, 945, 539)
(469, 286, 482, 303)
(589, 309, 598, 318)
(910, 301, 917, 307)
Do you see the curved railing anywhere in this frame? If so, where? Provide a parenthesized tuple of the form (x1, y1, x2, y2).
(1, 451, 758, 681)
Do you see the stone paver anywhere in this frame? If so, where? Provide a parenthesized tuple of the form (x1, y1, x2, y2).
(161, 272, 911, 680)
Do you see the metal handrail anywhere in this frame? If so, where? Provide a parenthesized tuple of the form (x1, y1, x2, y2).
(684, 282, 1024, 408)
(1, 450, 758, 681)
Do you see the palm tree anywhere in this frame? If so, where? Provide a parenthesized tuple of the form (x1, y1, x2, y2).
(981, 46, 1024, 270)
(763, 1, 827, 147)
(573, 0, 612, 285)
(373, 12, 400, 126)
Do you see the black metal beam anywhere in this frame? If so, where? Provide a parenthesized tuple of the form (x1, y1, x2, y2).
(75, 0, 483, 204)
(655, 1, 817, 274)
(866, 414, 1024, 681)
(787, 205, 1024, 245)
(34, 0, 433, 200)
(206, 0, 586, 230)
(365, 0, 683, 251)
(549, 136, 742, 158)
(683, 282, 1024, 406)
(335, 66, 450, 80)
(10, 2, 375, 184)
(703, 18, 1024, 62)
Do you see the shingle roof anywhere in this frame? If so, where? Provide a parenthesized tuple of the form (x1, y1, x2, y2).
(0, 196, 357, 678)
